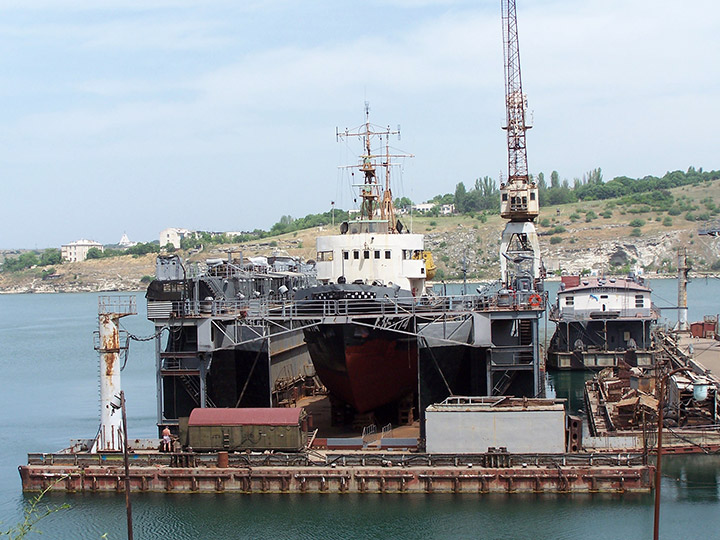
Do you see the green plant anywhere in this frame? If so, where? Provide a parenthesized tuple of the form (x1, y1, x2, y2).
(569, 213, 580, 222)
(630, 228, 642, 237)
(540, 218, 551, 227)
(585, 210, 597, 222)
(600, 210, 612, 219)
(2, 477, 70, 538)
(140, 275, 153, 283)
(550, 236, 563, 244)
(439, 241, 447, 248)
(663, 217, 672, 226)
(429, 220, 437, 226)
(628, 218, 645, 228)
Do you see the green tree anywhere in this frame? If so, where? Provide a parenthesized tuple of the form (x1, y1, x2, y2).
(40, 249, 62, 266)
(454, 182, 468, 213)
(536, 172, 548, 206)
(550, 170, 560, 189)
(85, 247, 103, 260)
(393, 196, 413, 209)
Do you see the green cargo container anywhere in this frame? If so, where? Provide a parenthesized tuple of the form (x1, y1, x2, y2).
(180, 407, 307, 452)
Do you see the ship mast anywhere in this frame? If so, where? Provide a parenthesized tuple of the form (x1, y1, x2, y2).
(337, 102, 411, 233)
(499, 0, 542, 290)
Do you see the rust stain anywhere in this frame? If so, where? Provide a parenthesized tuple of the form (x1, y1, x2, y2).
(105, 355, 116, 376)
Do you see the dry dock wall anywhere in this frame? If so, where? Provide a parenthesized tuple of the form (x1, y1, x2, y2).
(19, 463, 652, 494)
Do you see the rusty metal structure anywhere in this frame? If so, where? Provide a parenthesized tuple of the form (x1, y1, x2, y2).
(676, 247, 689, 331)
(91, 296, 136, 453)
(499, 0, 542, 291)
(584, 330, 720, 453)
(337, 102, 411, 233)
(20, 450, 652, 494)
(145, 254, 318, 436)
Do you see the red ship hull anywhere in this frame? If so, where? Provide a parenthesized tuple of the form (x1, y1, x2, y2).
(304, 324, 418, 413)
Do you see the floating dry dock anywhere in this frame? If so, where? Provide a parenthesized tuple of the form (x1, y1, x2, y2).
(20, 450, 652, 494)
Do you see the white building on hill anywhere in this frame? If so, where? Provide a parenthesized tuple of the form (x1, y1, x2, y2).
(412, 203, 436, 213)
(118, 233, 136, 248)
(160, 228, 193, 249)
(61, 239, 104, 262)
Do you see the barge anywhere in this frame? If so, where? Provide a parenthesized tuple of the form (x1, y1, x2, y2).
(547, 275, 659, 370)
(20, 451, 652, 494)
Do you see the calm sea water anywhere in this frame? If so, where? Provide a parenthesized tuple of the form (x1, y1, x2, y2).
(1, 279, 720, 539)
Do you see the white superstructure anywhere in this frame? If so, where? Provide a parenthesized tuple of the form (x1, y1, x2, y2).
(316, 229, 426, 294)
(554, 276, 652, 320)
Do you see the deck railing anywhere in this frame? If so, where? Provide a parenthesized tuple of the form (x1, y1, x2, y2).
(148, 290, 547, 321)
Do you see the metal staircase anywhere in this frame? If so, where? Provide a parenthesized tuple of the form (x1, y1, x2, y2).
(179, 374, 216, 408)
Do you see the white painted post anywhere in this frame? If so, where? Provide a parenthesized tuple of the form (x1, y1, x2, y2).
(92, 296, 136, 453)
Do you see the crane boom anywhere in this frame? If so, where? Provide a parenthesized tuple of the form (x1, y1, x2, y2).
(499, 0, 543, 290)
(500, 0, 538, 221)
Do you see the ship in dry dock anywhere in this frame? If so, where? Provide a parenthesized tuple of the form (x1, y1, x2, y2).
(547, 274, 659, 370)
(293, 104, 546, 424)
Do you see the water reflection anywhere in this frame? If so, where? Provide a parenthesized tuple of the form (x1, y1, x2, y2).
(663, 455, 720, 502)
(546, 371, 595, 415)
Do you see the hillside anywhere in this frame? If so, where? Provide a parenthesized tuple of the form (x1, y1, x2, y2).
(2, 179, 720, 293)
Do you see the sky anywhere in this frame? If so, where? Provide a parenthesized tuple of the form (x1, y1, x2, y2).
(1, 0, 718, 249)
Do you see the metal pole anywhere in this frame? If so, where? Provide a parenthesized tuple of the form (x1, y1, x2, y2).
(120, 391, 134, 540)
(95, 313, 124, 452)
(653, 366, 690, 540)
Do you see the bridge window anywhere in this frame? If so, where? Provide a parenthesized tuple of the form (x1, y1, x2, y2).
(385, 250, 391, 259)
(635, 295, 644, 308)
(343, 251, 349, 260)
(374, 250, 380, 259)
(317, 251, 333, 262)
(565, 296, 574, 306)
(363, 250, 370, 259)
(353, 251, 359, 260)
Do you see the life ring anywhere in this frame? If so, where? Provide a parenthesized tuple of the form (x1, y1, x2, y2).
(528, 294, 542, 308)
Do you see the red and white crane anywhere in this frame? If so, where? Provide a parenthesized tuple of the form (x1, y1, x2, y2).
(499, 0, 543, 292)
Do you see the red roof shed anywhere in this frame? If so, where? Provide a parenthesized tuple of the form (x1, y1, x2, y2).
(188, 408, 303, 427)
